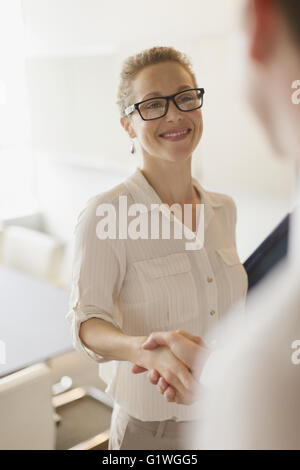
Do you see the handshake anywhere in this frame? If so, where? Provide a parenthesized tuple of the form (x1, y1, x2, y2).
(131, 329, 213, 405)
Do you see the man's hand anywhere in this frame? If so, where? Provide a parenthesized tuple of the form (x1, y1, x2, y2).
(131, 329, 212, 404)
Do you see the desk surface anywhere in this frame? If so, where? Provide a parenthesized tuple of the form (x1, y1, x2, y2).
(0, 264, 72, 377)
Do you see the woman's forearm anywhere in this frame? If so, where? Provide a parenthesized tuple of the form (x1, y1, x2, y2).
(79, 317, 148, 363)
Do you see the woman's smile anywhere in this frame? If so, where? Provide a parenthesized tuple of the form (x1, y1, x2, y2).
(158, 127, 192, 142)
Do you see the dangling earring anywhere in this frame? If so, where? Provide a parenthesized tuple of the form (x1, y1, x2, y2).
(130, 139, 135, 154)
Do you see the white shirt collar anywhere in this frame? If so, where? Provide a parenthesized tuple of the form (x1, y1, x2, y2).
(124, 166, 223, 209)
(124, 167, 224, 233)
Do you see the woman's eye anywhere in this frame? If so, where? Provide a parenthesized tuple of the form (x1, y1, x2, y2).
(147, 102, 163, 109)
(181, 96, 194, 102)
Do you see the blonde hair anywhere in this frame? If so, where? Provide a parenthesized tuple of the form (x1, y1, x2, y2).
(116, 46, 198, 117)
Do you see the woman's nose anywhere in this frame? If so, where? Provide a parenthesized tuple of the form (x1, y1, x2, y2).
(165, 99, 183, 121)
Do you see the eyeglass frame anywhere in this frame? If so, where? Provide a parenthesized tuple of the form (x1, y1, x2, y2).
(124, 87, 205, 121)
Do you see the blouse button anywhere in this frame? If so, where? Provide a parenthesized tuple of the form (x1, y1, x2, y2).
(207, 276, 213, 283)
(210, 310, 216, 316)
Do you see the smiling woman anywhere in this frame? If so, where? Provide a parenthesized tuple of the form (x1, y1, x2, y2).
(120, 63, 203, 169)
(67, 46, 248, 451)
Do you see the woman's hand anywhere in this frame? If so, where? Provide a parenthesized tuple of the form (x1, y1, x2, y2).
(133, 336, 199, 405)
(132, 330, 212, 404)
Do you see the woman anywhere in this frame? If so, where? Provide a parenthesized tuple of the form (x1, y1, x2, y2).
(66, 46, 248, 450)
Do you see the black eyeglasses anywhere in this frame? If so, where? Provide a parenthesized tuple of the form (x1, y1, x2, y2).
(124, 87, 205, 121)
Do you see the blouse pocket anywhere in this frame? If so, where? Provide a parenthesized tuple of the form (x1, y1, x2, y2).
(216, 247, 248, 304)
(132, 252, 198, 330)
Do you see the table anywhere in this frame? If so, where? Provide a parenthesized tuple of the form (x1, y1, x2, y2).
(0, 264, 72, 377)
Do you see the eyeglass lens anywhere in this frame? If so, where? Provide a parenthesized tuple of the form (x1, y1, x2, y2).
(139, 89, 203, 120)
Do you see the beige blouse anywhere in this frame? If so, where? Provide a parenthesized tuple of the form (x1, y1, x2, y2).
(66, 167, 248, 421)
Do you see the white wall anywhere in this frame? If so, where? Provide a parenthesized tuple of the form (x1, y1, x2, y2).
(21, 0, 242, 53)
(0, 0, 36, 216)
(21, 0, 296, 261)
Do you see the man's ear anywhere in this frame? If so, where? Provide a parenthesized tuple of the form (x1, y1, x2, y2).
(248, 0, 278, 63)
(120, 116, 136, 139)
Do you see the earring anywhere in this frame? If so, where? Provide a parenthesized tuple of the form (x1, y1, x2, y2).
(130, 139, 135, 154)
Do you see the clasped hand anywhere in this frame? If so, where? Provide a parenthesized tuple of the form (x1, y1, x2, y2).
(131, 330, 212, 405)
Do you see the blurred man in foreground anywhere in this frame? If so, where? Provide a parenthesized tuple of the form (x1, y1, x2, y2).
(193, 0, 300, 449)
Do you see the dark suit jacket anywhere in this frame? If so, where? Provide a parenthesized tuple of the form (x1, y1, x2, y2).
(243, 213, 290, 292)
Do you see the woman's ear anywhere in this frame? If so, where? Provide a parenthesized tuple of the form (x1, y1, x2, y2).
(120, 116, 136, 139)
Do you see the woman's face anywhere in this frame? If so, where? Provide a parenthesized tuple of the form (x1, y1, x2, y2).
(122, 61, 203, 163)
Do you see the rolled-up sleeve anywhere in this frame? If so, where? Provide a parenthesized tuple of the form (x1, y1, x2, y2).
(65, 195, 126, 363)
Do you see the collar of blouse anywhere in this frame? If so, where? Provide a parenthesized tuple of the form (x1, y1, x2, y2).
(124, 167, 224, 232)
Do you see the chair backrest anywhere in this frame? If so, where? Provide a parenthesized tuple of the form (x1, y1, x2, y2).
(0, 363, 56, 450)
(1, 225, 64, 284)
